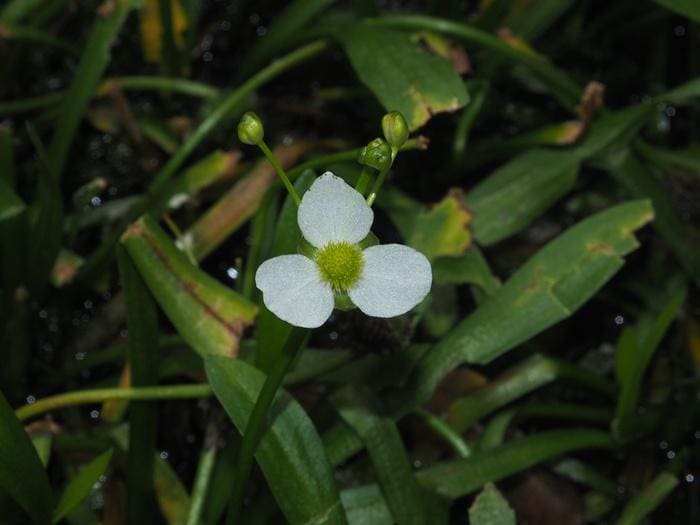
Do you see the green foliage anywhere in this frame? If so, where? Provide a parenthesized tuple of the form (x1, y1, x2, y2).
(1, 2, 698, 523)
(206, 355, 347, 524)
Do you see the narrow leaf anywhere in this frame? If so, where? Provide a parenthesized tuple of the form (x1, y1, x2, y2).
(0, 391, 53, 524)
(52, 449, 114, 523)
(332, 386, 444, 525)
(118, 247, 160, 523)
(615, 472, 678, 525)
(47, 0, 135, 180)
(205, 356, 347, 525)
(121, 215, 256, 357)
(416, 429, 612, 499)
(401, 200, 653, 407)
(466, 148, 579, 245)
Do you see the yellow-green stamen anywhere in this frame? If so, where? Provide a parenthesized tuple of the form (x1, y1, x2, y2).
(315, 241, 364, 291)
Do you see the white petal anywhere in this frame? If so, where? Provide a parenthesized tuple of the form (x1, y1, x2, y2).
(255, 255, 334, 328)
(349, 244, 432, 318)
(298, 172, 374, 247)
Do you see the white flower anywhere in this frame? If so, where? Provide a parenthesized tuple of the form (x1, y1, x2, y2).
(255, 172, 432, 328)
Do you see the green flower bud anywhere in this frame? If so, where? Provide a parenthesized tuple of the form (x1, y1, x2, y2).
(381, 111, 409, 149)
(358, 137, 392, 172)
(237, 111, 264, 145)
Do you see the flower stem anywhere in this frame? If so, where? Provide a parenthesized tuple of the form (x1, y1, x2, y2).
(354, 167, 373, 195)
(15, 384, 213, 421)
(258, 140, 301, 206)
(366, 165, 390, 206)
(226, 326, 309, 523)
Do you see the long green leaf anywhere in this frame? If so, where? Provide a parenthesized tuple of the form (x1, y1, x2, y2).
(332, 386, 444, 525)
(118, 247, 160, 523)
(446, 354, 614, 433)
(615, 472, 678, 525)
(205, 356, 347, 525)
(121, 215, 257, 358)
(416, 429, 613, 499)
(613, 285, 686, 438)
(399, 200, 653, 407)
(52, 449, 113, 523)
(466, 149, 579, 245)
(0, 391, 53, 524)
(46, 0, 135, 180)
(338, 23, 469, 130)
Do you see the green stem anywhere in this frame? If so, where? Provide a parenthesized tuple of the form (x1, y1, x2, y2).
(15, 384, 212, 421)
(366, 166, 390, 206)
(414, 408, 471, 458)
(186, 423, 219, 525)
(226, 327, 308, 523)
(76, 40, 328, 283)
(100, 76, 220, 98)
(354, 167, 373, 195)
(258, 141, 301, 206)
(0, 23, 78, 54)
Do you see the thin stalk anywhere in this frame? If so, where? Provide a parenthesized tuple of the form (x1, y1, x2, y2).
(100, 76, 220, 98)
(226, 327, 308, 523)
(354, 167, 373, 194)
(0, 23, 78, 54)
(15, 384, 212, 421)
(414, 408, 471, 458)
(366, 165, 390, 206)
(0, 91, 62, 115)
(77, 40, 328, 282)
(0, 77, 219, 116)
(258, 141, 300, 206)
(186, 421, 219, 525)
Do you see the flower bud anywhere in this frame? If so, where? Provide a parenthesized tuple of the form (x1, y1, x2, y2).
(237, 111, 264, 145)
(381, 111, 409, 149)
(358, 138, 392, 172)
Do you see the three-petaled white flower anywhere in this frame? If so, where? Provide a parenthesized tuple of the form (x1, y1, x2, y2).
(256, 172, 432, 328)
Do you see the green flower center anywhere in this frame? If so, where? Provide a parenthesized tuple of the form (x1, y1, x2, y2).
(315, 241, 364, 291)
